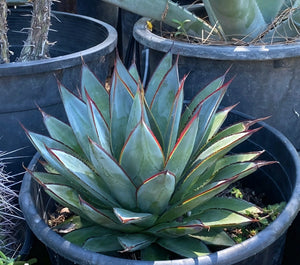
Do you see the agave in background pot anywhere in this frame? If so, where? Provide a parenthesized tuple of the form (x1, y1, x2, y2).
(19, 52, 300, 264)
(0, 1, 117, 177)
(102, 0, 300, 151)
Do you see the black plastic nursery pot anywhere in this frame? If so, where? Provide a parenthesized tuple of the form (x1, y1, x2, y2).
(133, 16, 300, 150)
(0, 8, 117, 176)
(19, 110, 300, 265)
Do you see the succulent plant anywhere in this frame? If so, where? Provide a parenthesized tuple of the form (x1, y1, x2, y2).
(103, 0, 300, 43)
(25, 52, 275, 260)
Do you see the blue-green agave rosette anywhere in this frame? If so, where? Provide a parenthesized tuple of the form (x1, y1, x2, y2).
(24, 52, 275, 260)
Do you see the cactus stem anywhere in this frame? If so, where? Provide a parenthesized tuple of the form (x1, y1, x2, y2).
(18, 0, 53, 62)
(0, 0, 10, 63)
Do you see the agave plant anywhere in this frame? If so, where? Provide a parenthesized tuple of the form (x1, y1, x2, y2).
(103, 0, 300, 43)
(25, 52, 275, 260)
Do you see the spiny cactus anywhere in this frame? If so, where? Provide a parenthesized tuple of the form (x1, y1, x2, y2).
(0, 151, 22, 258)
(18, 0, 53, 62)
(0, 0, 53, 63)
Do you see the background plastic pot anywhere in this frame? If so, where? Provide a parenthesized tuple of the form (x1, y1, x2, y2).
(0, 8, 117, 177)
(133, 14, 300, 150)
(19, 110, 300, 265)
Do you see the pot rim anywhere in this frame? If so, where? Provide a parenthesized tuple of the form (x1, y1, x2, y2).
(133, 17, 300, 61)
(19, 111, 300, 265)
(0, 11, 117, 75)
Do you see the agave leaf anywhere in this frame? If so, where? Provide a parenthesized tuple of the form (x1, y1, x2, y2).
(28, 166, 109, 209)
(81, 64, 110, 124)
(179, 162, 272, 214)
(148, 59, 180, 144)
(145, 52, 173, 104)
(48, 148, 119, 208)
(86, 92, 111, 155)
(103, 0, 217, 38)
(42, 184, 85, 217)
(180, 73, 226, 132)
(113, 55, 138, 95)
(147, 220, 207, 238)
(191, 229, 235, 247)
(196, 128, 261, 165)
(187, 151, 265, 190)
(144, 100, 164, 150)
(194, 197, 263, 215)
(191, 80, 231, 157)
(137, 171, 175, 215)
(164, 77, 184, 158)
(205, 117, 267, 149)
(84, 234, 122, 252)
(209, 161, 269, 183)
(199, 104, 237, 148)
(256, 0, 286, 23)
(78, 197, 140, 233)
(158, 236, 210, 258)
(41, 111, 84, 156)
(215, 151, 265, 167)
(89, 139, 136, 210)
(120, 120, 164, 187)
(203, 0, 267, 41)
(175, 130, 258, 201)
(25, 130, 80, 179)
(206, 122, 248, 148)
(159, 177, 237, 223)
(118, 234, 156, 252)
(59, 83, 96, 159)
(193, 209, 256, 227)
(292, 0, 300, 8)
(40, 161, 59, 174)
(262, 8, 300, 42)
(64, 226, 118, 247)
(30, 171, 71, 186)
(165, 109, 199, 184)
(129, 62, 142, 88)
(110, 58, 137, 159)
(113, 208, 157, 227)
(125, 88, 150, 141)
(78, 198, 121, 230)
(140, 244, 172, 261)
